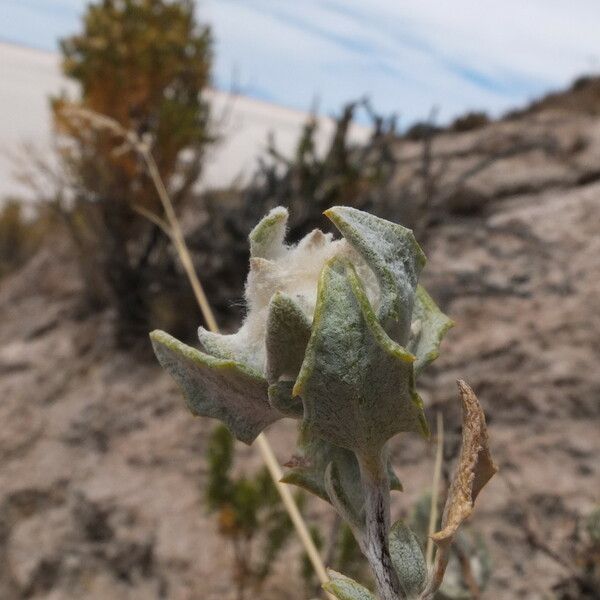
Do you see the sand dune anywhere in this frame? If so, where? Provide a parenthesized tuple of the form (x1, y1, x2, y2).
(0, 42, 370, 200)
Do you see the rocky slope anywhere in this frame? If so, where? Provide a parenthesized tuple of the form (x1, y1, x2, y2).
(0, 92, 599, 599)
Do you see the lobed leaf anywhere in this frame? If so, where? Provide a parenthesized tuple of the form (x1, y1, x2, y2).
(325, 205, 426, 344)
(150, 330, 281, 445)
(294, 256, 427, 456)
(408, 285, 454, 377)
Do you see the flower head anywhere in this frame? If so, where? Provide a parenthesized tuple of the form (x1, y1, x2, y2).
(150, 206, 453, 451)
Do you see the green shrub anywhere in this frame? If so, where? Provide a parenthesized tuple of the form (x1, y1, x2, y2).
(51, 0, 213, 345)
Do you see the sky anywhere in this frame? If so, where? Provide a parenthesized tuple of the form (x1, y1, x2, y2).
(1, 0, 600, 125)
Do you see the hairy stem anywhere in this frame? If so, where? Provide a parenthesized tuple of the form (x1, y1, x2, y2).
(358, 453, 404, 600)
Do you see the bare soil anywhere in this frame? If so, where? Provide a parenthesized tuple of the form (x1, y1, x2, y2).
(1, 100, 599, 599)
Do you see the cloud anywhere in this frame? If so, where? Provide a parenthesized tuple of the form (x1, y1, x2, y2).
(2, 0, 599, 124)
(203, 0, 600, 123)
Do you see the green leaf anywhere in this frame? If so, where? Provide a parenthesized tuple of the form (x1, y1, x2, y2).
(150, 330, 281, 444)
(323, 569, 376, 600)
(294, 257, 428, 456)
(264, 292, 312, 417)
(265, 291, 312, 383)
(281, 430, 361, 505)
(388, 520, 427, 597)
(324, 460, 364, 531)
(282, 428, 402, 519)
(249, 206, 288, 259)
(325, 206, 426, 344)
(408, 285, 454, 377)
(268, 381, 303, 418)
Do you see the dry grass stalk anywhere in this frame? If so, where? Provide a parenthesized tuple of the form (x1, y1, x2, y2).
(425, 412, 444, 567)
(58, 104, 332, 596)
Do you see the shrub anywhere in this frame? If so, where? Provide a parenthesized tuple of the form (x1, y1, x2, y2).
(0, 200, 55, 279)
(404, 121, 442, 141)
(51, 0, 213, 345)
(450, 112, 489, 133)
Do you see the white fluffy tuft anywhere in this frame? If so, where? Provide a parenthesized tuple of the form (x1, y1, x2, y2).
(226, 224, 380, 374)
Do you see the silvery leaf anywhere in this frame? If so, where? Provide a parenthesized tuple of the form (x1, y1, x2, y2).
(323, 570, 377, 600)
(294, 257, 428, 457)
(150, 330, 281, 444)
(249, 205, 288, 259)
(325, 206, 426, 344)
(389, 520, 427, 597)
(408, 285, 454, 377)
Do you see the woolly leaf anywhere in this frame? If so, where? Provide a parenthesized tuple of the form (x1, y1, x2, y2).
(249, 206, 288, 259)
(432, 380, 497, 549)
(282, 429, 402, 517)
(150, 330, 281, 445)
(282, 431, 362, 507)
(264, 292, 310, 418)
(323, 569, 377, 600)
(388, 520, 427, 597)
(408, 285, 454, 377)
(294, 257, 427, 456)
(268, 381, 303, 418)
(265, 291, 312, 383)
(325, 205, 426, 344)
(197, 327, 260, 371)
(197, 327, 237, 360)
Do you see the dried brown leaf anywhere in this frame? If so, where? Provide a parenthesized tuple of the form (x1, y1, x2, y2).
(420, 380, 497, 600)
(432, 379, 497, 546)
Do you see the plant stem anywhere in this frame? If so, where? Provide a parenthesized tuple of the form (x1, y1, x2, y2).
(324, 513, 342, 569)
(358, 453, 404, 600)
(426, 412, 444, 567)
(140, 148, 219, 333)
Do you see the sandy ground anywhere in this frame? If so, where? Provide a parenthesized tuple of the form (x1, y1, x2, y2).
(0, 103, 599, 599)
(0, 42, 370, 202)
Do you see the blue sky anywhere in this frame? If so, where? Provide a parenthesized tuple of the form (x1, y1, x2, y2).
(2, 0, 600, 125)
